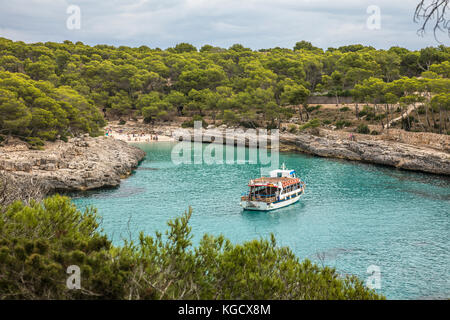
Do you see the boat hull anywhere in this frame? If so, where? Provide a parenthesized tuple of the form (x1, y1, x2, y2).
(241, 194, 301, 211)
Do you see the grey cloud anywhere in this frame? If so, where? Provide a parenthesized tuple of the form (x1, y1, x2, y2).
(0, 0, 445, 49)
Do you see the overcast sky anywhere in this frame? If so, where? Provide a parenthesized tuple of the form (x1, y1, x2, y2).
(0, 0, 447, 50)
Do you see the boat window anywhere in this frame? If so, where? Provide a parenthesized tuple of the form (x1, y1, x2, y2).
(277, 172, 282, 177)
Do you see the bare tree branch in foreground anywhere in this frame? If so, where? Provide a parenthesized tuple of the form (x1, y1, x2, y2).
(414, 0, 450, 40)
(0, 171, 50, 208)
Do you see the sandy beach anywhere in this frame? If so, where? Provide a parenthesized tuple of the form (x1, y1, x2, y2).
(106, 131, 175, 143)
(101, 121, 176, 143)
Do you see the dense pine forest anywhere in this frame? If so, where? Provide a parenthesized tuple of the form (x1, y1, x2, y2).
(0, 37, 449, 146)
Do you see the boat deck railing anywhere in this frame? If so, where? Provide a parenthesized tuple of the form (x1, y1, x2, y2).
(241, 183, 305, 203)
(241, 195, 277, 203)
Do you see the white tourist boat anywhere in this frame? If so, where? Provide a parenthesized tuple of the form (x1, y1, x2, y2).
(240, 164, 306, 211)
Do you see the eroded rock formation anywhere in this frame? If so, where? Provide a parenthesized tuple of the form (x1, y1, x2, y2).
(0, 136, 146, 192)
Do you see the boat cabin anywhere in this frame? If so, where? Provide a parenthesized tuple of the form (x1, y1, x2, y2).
(269, 168, 297, 179)
(242, 165, 302, 204)
(240, 164, 305, 211)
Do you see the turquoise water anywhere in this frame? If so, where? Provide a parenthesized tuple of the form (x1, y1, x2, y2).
(72, 142, 450, 300)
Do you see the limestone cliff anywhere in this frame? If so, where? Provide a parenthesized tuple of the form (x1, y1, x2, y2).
(0, 136, 146, 191)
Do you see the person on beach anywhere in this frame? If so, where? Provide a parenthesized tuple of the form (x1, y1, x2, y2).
(349, 133, 356, 141)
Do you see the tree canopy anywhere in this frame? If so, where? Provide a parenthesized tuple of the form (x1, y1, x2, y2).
(0, 37, 448, 139)
(0, 70, 104, 146)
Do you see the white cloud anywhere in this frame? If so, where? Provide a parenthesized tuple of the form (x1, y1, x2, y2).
(0, 0, 444, 49)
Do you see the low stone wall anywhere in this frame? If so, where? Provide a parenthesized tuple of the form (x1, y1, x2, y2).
(325, 128, 450, 153)
(307, 96, 354, 105)
(381, 130, 450, 153)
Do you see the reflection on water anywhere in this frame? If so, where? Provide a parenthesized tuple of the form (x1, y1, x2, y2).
(71, 185, 147, 200)
(73, 142, 450, 299)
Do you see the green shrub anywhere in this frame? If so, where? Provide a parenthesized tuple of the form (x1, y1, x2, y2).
(418, 105, 426, 115)
(339, 106, 350, 112)
(118, 119, 126, 125)
(401, 116, 416, 131)
(358, 105, 374, 119)
(24, 137, 45, 149)
(299, 118, 321, 131)
(374, 113, 386, 121)
(266, 120, 278, 130)
(156, 110, 169, 121)
(306, 105, 322, 113)
(356, 124, 370, 134)
(239, 120, 258, 128)
(358, 110, 367, 117)
(365, 113, 377, 121)
(335, 120, 352, 129)
(181, 120, 192, 128)
(341, 89, 351, 97)
(0, 195, 384, 300)
(288, 124, 298, 133)
(181, 115, 207, 128)
(223, 109, 239, 125)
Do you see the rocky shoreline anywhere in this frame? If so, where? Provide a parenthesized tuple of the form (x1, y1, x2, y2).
(171, 126, 450, 176)
(0, 135, 146, 192)
(280, 130, 450, 176)
(1, 125, 448, 198)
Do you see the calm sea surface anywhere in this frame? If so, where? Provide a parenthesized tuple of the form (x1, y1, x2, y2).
(72, 142, 450, 299)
